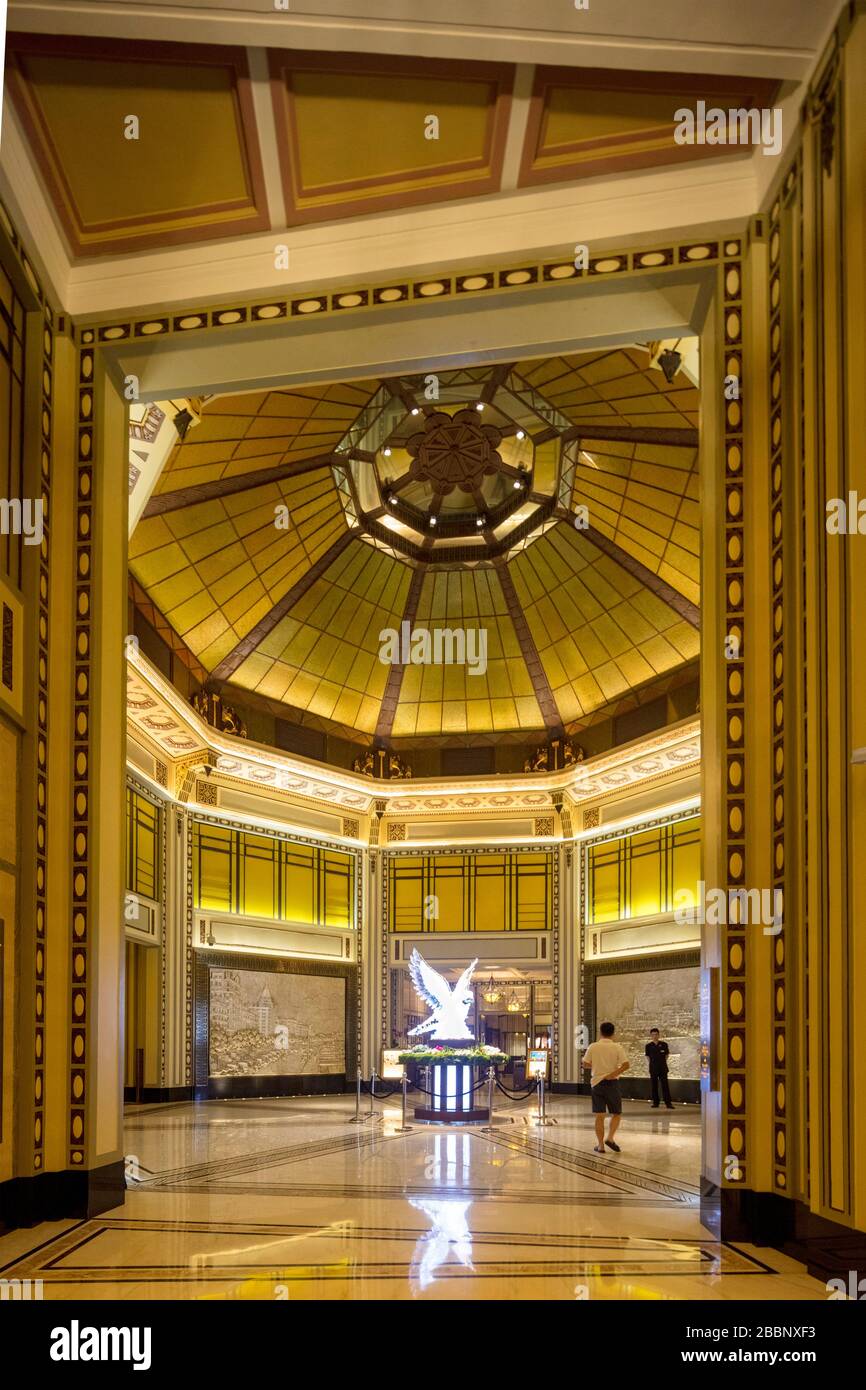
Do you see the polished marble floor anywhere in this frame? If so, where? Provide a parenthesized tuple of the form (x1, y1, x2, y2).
(0, 1095, 828, 1301)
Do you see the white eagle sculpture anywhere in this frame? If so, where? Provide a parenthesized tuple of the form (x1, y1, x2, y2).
(407, 949, 478, 1041)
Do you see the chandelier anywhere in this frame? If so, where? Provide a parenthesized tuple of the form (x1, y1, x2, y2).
(506, 991, 522, 1014)
(482, 976, 502, 1004)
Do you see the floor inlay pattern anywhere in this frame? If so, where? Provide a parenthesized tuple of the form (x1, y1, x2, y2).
(0, 1097, 830, 1300)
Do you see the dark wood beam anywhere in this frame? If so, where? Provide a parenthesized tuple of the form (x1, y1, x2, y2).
(563, 423, 699, 448)
(375, 563, 426, 742)
(570, 513, 700, 627)
(481, 362, 514, 403)
(495, 558, 562, 733)
(142, 452, 340, 517)
(210, 530, 355, 684)
(383, 376, 420, 415)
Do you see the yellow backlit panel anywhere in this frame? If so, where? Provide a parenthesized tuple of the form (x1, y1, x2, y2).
(573, 439, 700, 604)
(193, 821, 354, 927)
(387, 850, 553, 933)
(520, 348, 698, 431)
(509, 523, 696, 722)
(585, 815, 700, 924)
(155, 381, 374, 495)
(390, 566, 543, 737)
(232, 540, 412, 733)
(130, 470, 346, 668)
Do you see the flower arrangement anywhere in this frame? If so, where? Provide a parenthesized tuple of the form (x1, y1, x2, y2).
(397, 1043, 507, 1065)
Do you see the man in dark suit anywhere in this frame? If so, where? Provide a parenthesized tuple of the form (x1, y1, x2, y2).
(645, 1028, 674, 1109)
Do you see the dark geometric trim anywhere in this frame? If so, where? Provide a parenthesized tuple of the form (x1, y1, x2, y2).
(123, 1086, 193, 1104)
(720, 1187, 866, 1287)
(0, 1160, 125, 1234)
(141, 452, 340, 517)
(580, 521, 701, 627)
(495, 557, 562, 731)
(561, 424, 699, 448)
(375, 562, 425, 741)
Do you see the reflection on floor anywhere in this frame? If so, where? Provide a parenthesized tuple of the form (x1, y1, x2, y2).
(0, 1096, 828, 1300)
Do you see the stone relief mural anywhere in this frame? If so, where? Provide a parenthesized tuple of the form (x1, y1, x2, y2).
(596, 965, 700, 1081)
(209, 968, 345, 1078)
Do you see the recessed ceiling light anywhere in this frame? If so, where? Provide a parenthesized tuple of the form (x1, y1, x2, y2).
(411, 407, 420, 416)
(383, 446, 392, 457)
(475, 402, 484, 411)
(388, 495, 397, 506)
(513, 480, 522, 490)
(476, 516, 486, 528)
(516, 429, 525, 440)
(429, 516, 437, 527)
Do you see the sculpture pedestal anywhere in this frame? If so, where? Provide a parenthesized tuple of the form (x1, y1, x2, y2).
(414, 1058, 490, 1125)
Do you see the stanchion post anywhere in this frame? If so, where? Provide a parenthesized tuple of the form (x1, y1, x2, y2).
(395, 1070, 413, 1133)
(487, 1065, 495, 1123)
(367, 1069, 382, 1122)
(349, 1065, 365, 1124)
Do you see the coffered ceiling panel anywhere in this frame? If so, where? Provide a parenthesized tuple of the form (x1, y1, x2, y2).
(130, 470, 346, 671)
(519, 67, 780, 186)
(129, 348, 701, 747)
(268, 50, 513, 223)
(518, 349, 699, 432)
(231, 540, 412, 735)
(509, 523, 699, 725)
(6, 34, 269, 256)
(153, 382, 375, 498)
(5, 28, 787, 264)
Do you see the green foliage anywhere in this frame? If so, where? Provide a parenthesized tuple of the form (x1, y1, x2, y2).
(397, 1044, 507, 1065)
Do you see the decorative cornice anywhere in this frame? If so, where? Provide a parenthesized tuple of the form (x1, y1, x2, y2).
(126, 649, 700, 820)
(77, 238, 725, 345)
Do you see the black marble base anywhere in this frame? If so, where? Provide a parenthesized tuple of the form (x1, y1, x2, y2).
(124, 1085, 194, 1104)
(198, 1073, 348, 1101)
(720, 1187, 866, 1285)
(0, 1159, 125, 1234)
(554, 1079, 700, 1103)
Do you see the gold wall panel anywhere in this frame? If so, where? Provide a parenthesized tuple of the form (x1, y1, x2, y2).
(386, 849, 553, 933)
(192, 821, 354, 930)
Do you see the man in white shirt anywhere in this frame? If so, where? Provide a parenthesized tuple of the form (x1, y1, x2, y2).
(582, 1021, 630, 1153)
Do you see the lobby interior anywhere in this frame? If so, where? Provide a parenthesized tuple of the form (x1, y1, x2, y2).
(0, 0, 865, 1303)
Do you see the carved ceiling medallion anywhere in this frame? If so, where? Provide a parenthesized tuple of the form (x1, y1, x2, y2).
(406, 408, 504, 495)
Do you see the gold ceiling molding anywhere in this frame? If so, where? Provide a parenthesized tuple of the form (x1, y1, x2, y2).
(126, 649, 699, 819)
(76, 236, 724, 344)
(268, 49, 513, 224)
(519, 67, 781, 188)
(5, 34, 270, 256)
